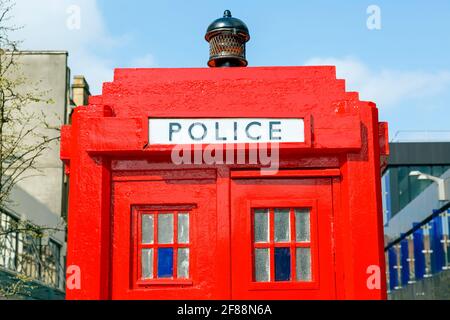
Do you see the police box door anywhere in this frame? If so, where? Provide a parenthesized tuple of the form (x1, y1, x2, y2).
(110, 168, 228, 300)
(230, 170, 337, 299)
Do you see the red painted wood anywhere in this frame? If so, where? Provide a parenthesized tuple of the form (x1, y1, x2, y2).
(231, 168, 341, 179)
(62, 66, 387, 300)
(231, 179, 334, 299)
(111, 170, 221, 299)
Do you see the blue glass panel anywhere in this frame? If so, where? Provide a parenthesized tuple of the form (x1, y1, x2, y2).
(275, 248, 291, 281)
(430, 216, 445, 273)
(447, 211, 450, 266)
(157, 248, 173, 278)
(413, 224, 425, 280)
(400, 238, 409, 286)
(382, 171, 392, 225)
(385, 171, 392, 222)
(388, 247, 398, 291)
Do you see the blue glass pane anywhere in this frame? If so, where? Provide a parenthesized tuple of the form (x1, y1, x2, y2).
(447, 210, 450, 265)
(400, 238, 409, 286)
(413, 224, 425, 280)
(275, 248, 291, 281)
(157, 248, 173, 278)
(388, 247, 398, 290)
(430, 216, 445, 274)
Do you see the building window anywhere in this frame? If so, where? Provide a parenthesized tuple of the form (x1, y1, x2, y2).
(253, 208, 312, 283)
(407, 235, 416, 284)
(0, 212, 18, 271)
(422, 224, 433, 278)
(17, 233, 41, 280)
(385, 251, 390, 293)
(397, 166, 411, 211)
(444, 211, 450, 270)
(137, 209, 191, 283)
(381, 171, 391, 225)
(386, 165, 450, 218)
(41, 240, 61, 288)
(0, 210, 62, 289)
(388, 245, 401, 290)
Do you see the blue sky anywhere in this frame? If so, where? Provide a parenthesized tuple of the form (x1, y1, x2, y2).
(12, 0, 450, 137)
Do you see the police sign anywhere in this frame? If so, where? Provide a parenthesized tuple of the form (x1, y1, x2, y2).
(149, 118, 305, 145)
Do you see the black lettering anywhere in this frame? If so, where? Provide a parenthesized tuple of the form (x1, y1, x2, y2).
(246, 122, 262, 141)
(270, 121, 282, 141)
(215, 122, 227, 141)
(189, 122, 207, 141)
(169, 123, 182, 142)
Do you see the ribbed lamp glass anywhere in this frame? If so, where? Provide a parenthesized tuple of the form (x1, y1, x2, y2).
(205, 10, 250, 68)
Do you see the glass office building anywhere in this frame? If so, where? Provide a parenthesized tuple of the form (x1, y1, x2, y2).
(382, 139, 450, 299)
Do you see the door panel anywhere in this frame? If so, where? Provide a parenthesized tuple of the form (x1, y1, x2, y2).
(231, 177, 336, 299)
(111, 168, 337, 300)
(111, 169, 226, 299)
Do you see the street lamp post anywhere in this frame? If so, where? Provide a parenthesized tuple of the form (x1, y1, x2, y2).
(409, 171, 450, 201)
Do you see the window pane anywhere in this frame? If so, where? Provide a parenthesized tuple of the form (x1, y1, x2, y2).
(254, 209, 269, 243)
(423, 225, 432, 277)
(178, 214, 189, 244)
(295, 209, 310, 242)
(409, 166, 432, 204)
(158, 214, 174, 244)
(407, 236, 416, 282)
(177, 248, 189, 279)
(142, 214, 154, 244)
(296, 248, 312, 281)
(397, 166, 410, 212)
(141, 249, 153, 279)
(0, 213, 18, 271)
(41, 240, 60, 287)
(254, 248, 270, 282)
(274, 209, 290, 242)
(431, 165, 446, 178)
(275, 248, 291, 281)
(157, 248, 173, 278)
(19, 234, 41, 279)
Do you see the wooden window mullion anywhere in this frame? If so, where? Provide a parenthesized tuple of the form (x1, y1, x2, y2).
(173, 211, 178, 279)
(137, 212, 142, 281)
(290, 208, 296, 282)
(269, 208, 275, 282)
(153, 212, 159, 279)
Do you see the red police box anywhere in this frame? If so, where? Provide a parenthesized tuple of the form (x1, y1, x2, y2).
(61, 66, 389, 300)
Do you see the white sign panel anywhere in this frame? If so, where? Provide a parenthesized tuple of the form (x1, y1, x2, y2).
(149, 118, 305, 145)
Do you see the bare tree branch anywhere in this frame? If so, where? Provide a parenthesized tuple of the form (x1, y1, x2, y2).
(0, 0, 64, 298)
